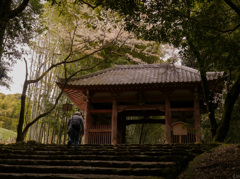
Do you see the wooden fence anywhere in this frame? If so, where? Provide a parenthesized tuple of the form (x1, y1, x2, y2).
(88, 125, 111, 144)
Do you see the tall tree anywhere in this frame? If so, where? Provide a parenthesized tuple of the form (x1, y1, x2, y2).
(16, 2, 129, 142)
(0, 0, 42, 88)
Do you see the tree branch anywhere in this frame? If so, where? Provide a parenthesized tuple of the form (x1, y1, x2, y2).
(22, 35, 127, 135)
(8, 0, 30, 19)
(77, 0, 101, 9)
(181, 10, 240, 33)
(224, 0, 240, 17)
(27, 43, 109, 84)
(27, 25, 124, 84)
(202, 23, 240, 33)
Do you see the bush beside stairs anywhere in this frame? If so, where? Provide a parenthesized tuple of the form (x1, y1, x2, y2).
(0, 142, 217, 179)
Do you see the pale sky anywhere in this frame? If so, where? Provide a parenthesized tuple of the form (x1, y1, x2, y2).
(0, 60, 25, 94)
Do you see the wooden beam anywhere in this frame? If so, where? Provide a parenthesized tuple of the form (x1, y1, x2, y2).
(90, 109, 112, 114)
(90, 95, 195, 103)
(126, 119, 165, 125)
(118, 104, 164, 112)
(171, 108, 194, 112)
(89, 129, 111, 132)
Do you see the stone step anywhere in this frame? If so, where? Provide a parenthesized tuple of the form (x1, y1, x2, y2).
(2, 145, 172, 152)
(0, 153, 189, 165)
(0, 164, 177, 177)
(1, 143, 207, 156)
(2, 144, 181, 152)
(0, 146, 195, 160)
(0, 143, 218, 179)
(0, 158, 176, 168)
(0, 148, 173, 156)
(0, 173, 153, 179)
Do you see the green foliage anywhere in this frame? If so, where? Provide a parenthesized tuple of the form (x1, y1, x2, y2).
(201, 96, 240, 143)
(126, 116, 165, 144)
(0, 93, 31, 132)
(2, 0, 44, 58)
(0, 127, 17, 141)
(108, 0, 240, 75)
(0, 0, 44, 88)
(225, 97, 240, 143)
(42, 0, 164, 79)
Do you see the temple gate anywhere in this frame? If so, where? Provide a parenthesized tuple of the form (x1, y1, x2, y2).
(57, 64, 224, 144)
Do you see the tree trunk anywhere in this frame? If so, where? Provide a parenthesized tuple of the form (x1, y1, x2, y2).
(214, 73, 240, 142)
(187, 38, 218, 138)
(142, 123, 150, 144)
(16, 80, 28, 142)
(38, 123, 43, 143)
(199, 70, 218, 137)
(139, 123, 144, 144)
(214, 99, 233, 142)
(0, 20, 8, 80)
(51, 127, 55, 144)
(46, 123, 49, 144)
(0, 21, 7, 59)
(58, 118, 63, 144)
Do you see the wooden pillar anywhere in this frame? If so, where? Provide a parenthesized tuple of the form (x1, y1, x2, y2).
(194, 92, 201, 142)
(111, 98, 118, 145)
(83, 96, 90, 144)
(165, 96, 172, 144)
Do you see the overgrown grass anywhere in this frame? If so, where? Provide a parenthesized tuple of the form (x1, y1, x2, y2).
(0, 127, 17, 141)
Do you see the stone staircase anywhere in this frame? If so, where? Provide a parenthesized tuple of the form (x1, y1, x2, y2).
(0, 142, 217, 179)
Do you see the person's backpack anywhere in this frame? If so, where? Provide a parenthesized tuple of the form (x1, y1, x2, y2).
(70, 117, 81, 130)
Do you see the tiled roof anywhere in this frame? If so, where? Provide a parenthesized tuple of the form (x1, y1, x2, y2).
(62, 64, 224, 86)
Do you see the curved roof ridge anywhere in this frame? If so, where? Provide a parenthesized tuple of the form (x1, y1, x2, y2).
(114, 63, 200, 74)
(114, 63, 168, 69)
(68, 63, 168, 82)
(175, 64, 199, 74)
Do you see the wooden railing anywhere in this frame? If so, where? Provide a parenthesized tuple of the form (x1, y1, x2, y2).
(171, 132, 196, 144)
(88, 125, 111, 144)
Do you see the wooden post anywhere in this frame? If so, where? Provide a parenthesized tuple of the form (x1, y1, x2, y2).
(111, 98, 118, 145)
(194, 92, 201, 142)
(83, 96, 90, 144)
(165, 96, 172, 144)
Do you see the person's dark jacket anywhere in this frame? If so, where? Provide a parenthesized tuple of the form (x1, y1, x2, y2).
(68, 114, 84, 135)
